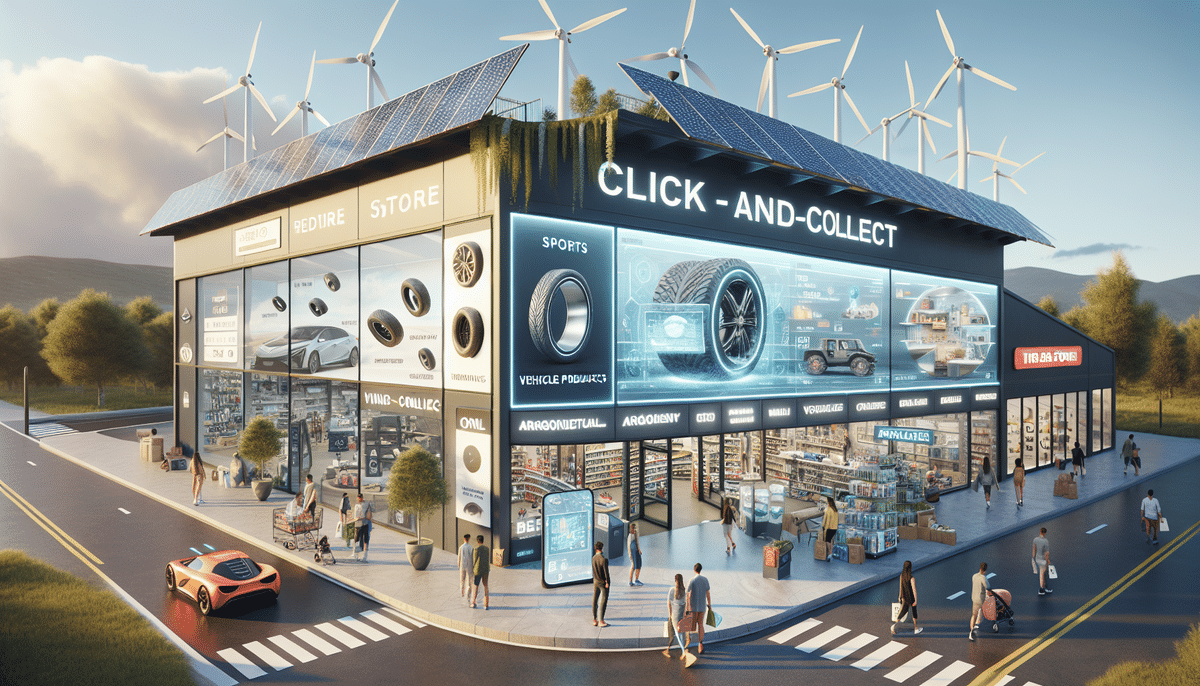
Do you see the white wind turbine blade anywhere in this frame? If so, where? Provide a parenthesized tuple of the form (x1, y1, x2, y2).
(227, 128, 245, 143)
(686, 59, 718, 96)
(682, 0, 697, 48)
(730, 8, 765, 48)
(757, 59, 770, 113)
(789, 81, 833, 97)
(946, 169, 958, 183)
(841, 25, 863, 80)
(1013, 151, 1046, 173)
(222, 83, 229, 125)
(922, 119, 938, 155)
(539, 0, 562, 30)
(965, 63, 1016, 91)
(927, 62, 956, 106)
(570, 8, 626, 34)
(1003, 174, 1027, 194)
(625, 51, 671, 62)
(778, 38, 840, 55)
(310, 108, 331, 128)
(317, 56, 358, 64)
(992, 136, 1008, 172)
(197, 131, 226, 152)
(939, 149, 959, 162)
(246, 21, 262, 75)
(921, 109, 952, 128)
(272, 105, 299, 136)
(893, 114, 912, 140)
(204, 81, 241, 105)
(371, 67, 390, 102)
(841, 87, 871, 135)
(856, 122, 882, 146)
(905, 60, 916, 107)
(973, 150, 1017, 167)
(248, 83, 277, 121)
(936, 9, 956, 56)
(371, 0, 401, 54)
(564, 42, 580, 80)
(500, 29, 558, 41)
(305, 51, 316, 100)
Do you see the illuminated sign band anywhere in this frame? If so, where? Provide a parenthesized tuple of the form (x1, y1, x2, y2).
(1014, 346, 1083, 370)
(875, 426, 934, 444)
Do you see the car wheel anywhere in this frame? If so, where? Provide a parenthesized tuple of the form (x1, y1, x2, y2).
(805, 354, 827, 375)
(528, 269, 592, 363)
(308, 352, 322, 375)
(652, 258, 765, 379)
(850, 356, 873, 377)
(452, 307, 484, 358)
(367, 309, 403, 347)
(452, 241, 483, 287)
(271, 296, 287, 312)
(198, 587, 213, 616)
(348, 347, 359, 367)
(401, 279, 430, 317)
(165, 566, 176, 591)
(309, 298, 328, 317)
(419, 348, 436, 370)
(324, 272, 341, 292)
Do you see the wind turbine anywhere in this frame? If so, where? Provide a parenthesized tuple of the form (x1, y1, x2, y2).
(318, 0, 400, 111)
(940, 133, 1018, 187)
(980, 150, 1045, 201)
(501, 0, 626, 120)
(203, 22, 276, 163)
(196, 78, 245, 170)
(925, 9, 1016, 189)
(855, 101, 921, 162)
(729, 7, 838, 118)
(273, 51, 331, 138)
(788, 25, 870, 144)
(624, 0, 720, 96)
(892, 61, 951, 174)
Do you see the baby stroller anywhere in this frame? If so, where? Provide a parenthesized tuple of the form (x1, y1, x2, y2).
(982, 589, 1015, 632)
(314, 535, 337, 565)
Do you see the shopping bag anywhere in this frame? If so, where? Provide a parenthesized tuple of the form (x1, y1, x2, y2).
(1160, 517, 1169, 532)
(663, 620, 672, 638)
(335, 522, 343, 538)
(1048, 565, 1058, 580)
(706, 608, 722, 628)
(890, 602, 902, 622)
(1032, 558, 1038, 575)
(677, 614, 696, 633)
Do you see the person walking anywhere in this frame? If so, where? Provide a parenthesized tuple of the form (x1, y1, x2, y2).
(471, 534, 490, 609)
(663, 573, 692, 663)
(190, 450, 205, 506)
(721, 497, 737, 553)
(352, 493, 373, 562)
(685, 562, 712, 654)
(628, 522, 643, 586)
(891, 560, 922, 635)
(339, 492, 353, 549)
(1012, 457, 1025, 506)
(1121, 434, 1137, 476)
(1033, 527, 1052, 595)
(973, 457, 997, 509)
(820, 495, 839, 561)
(591, 542, 610, 627)
(1141, 489, 1163, 545)
(969, 562, 990, 641)
(302, 474, 317, 518)
(458, 533, 474, 599)
(1071, 441, 1086, 477)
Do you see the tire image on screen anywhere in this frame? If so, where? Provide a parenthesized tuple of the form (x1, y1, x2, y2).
(651, 258, 765, 379)
(452, 241, 483, 287)
(309, 298, 328, 317)
(401, 279, 430, 317)
(272, 296, 287, 312)
(323, 273, 341, 292)
(418, 348, 436, 370)
(367, 309, 403, 347)
(528, 269, 592, 363)
(452, 307, 484, 358)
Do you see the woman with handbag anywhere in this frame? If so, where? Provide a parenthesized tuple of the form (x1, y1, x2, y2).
(820, 496, 839, 562)
(663, 573, 693, 664)
(721, 498, 737, 554)
(891, 560, 921, 635)
(973, 457, 997, 509)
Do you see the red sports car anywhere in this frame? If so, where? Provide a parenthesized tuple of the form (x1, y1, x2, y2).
(166, 550, 280, 615)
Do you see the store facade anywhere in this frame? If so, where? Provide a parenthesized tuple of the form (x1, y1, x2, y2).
(147, 53, 1114, 562)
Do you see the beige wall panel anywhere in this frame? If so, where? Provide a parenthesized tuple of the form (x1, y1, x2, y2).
(359, 165, 445, 240)
(289, 188, 359, 254)
(444, 154, 491, 222)
(174, 226, 235, 278)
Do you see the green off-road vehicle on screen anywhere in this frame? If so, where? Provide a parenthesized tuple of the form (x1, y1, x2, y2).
(803, 338, 876, 376)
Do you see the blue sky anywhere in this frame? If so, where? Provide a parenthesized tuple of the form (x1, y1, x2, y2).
(1, 0, 1197, 284)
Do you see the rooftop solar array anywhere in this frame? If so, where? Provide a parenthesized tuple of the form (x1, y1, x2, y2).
(142, 45, 527, 235)
(619, 64, 1053, 247)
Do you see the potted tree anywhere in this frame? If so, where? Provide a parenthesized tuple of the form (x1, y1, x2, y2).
(239, 416, 283, 502)
(386, 445, 449, 570)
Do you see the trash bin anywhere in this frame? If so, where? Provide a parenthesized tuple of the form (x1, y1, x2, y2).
(595, 512, 625, 562)
(138, 429, 164, 462)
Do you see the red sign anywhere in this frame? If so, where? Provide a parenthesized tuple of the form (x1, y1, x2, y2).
(1014, 346, 1083, 370)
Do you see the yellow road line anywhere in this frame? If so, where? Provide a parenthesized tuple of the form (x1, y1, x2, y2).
(0, 477, 104, 566)
(969, 517, 1200, 686)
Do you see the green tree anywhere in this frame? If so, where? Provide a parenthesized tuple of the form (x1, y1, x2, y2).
(41, 289, 147, 407)
(386, 445, 449, 544)
(125, 296, 163, 328)
(570, 75, 598, 118)
(1062, 306, 1087, 332)
(30, 298, 60, 338)
(596, 88, 621, 115)
(635, 96, 671, 121)
(1182, 312, 1200, 392)
(144, 311, 175, 391)
(0, 305, 43, 391)
(1146, 315, 1186, 398)
(1077, 252, 1157, 384)
(239, 416, 283, 478)
(541, 107, 557, 122)
(1036, 296, 1060, 318)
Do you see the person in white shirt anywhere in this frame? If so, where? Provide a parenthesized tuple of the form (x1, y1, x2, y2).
(1141, 489, 1163, 545)
(302, 474, 317, 518)
(969, 562, 990, 641)
(458, 534, 475, 598)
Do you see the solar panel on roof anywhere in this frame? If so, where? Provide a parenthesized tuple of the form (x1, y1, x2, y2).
(393, 75, 455, 149)
(685, 90, 767, 159)
(719, 105, 798, 167)
(745, 111, 841, 179)
(620, 66, 727, 148)
(322, 109, 377, 174)
(367, 89, 423, 157)
(418, 62, 484, 139)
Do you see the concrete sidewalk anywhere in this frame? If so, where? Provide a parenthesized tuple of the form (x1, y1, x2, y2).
(7, 402, 1196, 651)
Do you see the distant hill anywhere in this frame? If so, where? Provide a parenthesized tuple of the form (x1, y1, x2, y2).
(0, 256, 172, 314)
(1005, 266, 1200, 325)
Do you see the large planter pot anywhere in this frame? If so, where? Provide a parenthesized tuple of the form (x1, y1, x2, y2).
(405, 538, 433, 570)
(252, 479, 273, 502)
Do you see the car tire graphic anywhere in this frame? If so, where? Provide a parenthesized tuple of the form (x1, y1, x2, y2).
(850, 356, 874, 377)
(452, 307, 484, 358)
(452, 241, 483, 287)
(348, 347, 359, 367)
(324, 272, 341, 292)
(367, 309, 403, 347)
(462, 445, 481, 473)
(419, 348, 436, 370)
(309, 298, 328, 317)
(528, 269, 592, 363)
(652, 258, 765, 379)
(804, 353, 827, 375)
(165, 566, 176, 591)
(401, 279, 430, 317)
(308, 352, 322, 375)
(198, 587, 213, 616)
(272, 296, 287, 312)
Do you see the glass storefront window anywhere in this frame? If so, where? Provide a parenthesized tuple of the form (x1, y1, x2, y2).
(289, 248, 360, 380)
(198, 271, 244, 369)
(970, 411, 997, 479)
(1102, 389, 1113, 449)
(891, 414, 968, 489)
(245, 261, 290, 373)
(1076, 391, 1088, 455)
(200, 368, 243, 463)
(1092, 389, 1103, 452)
(642, 440, 670, 526)
(291, 377, 359, 499)
(246, 373, 289, 480)
(1022, 397, 1037, 466)
(359, 385, 442, 535)
(1053, 393, 1067, 457)
(1006, 398, 1021, 470)
(1037, 395, 1052, 468)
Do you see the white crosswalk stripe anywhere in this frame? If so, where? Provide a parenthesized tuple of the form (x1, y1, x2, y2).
(798, 625, 851, 653)
(886, 650, 942, 682)
(268, 635, 317, 663)
(821, 632, 877, 661)
(361, 609, 411, 636)
(27, 423, 75, 438)
(216, 648, 267, 680)
(292, 628, 342, 655)
(917, 660, 973, 686)
(316, 621, 366, 648)
(852, 641, 907, 671)
(242, 641, 291, 672)
(339, 616, 389, 642)
(769, 617, 821, 644)
(994, 678, 1015, 686)
(383, 606, 426, 627)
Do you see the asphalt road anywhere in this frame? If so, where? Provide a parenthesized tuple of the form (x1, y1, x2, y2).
(3, 417, 1196, 685)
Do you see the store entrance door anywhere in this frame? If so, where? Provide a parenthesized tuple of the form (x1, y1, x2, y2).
(641, 441, 671, 529)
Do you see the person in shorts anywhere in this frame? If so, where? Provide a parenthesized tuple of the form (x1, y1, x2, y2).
(1033, 527, 1052, 595)
(1012, 457, 1025, 506)
(352, 493, 372, 562)
(628, 522, 643, 586)
(685, 562, 712, 654)
(1141, 489, 1163, 544)
(969, 562, 989, 641)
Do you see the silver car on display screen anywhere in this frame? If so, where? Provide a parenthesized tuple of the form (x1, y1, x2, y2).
(254, 326, 359, 374)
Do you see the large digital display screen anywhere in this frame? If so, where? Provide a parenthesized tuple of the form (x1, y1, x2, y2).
(889, 270, 997, 390)
(360, 232, 443, 387)
(244, 261, 289, 371)
(288, 248, 360, 381)
(198, 271, 242, 368)
(541, 489, 595, 588)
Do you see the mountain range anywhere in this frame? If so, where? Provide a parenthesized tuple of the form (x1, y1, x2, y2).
(1004, 267, 1200, 325)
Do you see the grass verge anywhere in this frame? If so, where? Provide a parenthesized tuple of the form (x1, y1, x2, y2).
(1087, 623, 1200, 686)
(0, 550, 195, 686)
(1117, 386, 1200, 439)
(0, 384, 171, 415)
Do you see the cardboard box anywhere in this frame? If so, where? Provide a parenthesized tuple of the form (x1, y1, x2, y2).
(898, 525, 919, 540)
(918, 526, 932, 541)
(848, 543, 865, 564)
(814, 541, 828, 561)
(917, 511, 935, 528)
(491, 548, 506, 568)
(1064, 482, 1078, 499)
(933, 529, 957, 545)
(847, 536, 863, 546)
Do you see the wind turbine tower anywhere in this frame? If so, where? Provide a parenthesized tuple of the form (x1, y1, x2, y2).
(203, 22, 276, 164)
(729, 7, 838, 119)
(892, 61, 951, 174)
(319, 0, 401, 111)
(981, 151, 1045, 201)
(196, 78, 245, 170)
(788, 25, 869, 144)
(273, 51, 331, 139)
